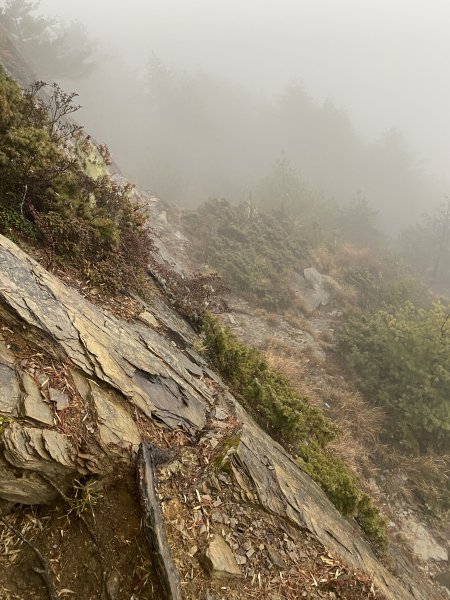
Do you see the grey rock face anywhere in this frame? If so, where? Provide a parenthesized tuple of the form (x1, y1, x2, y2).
(399, 516, 448, 562)
(293, 266, 334, 312)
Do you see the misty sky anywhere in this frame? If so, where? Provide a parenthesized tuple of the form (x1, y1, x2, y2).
(40, 0, 449, 180)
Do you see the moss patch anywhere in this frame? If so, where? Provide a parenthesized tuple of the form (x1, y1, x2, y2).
(213, 434, 242, 474)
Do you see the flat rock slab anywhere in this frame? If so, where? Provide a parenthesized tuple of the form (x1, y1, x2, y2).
(201, 534, 242, 579)
(0, 363, 20, 416)
(91, 385, 141, 450)
(22, 394, 54, 426)
(49, 388, 70, 411)
(21, 372, 54, 425)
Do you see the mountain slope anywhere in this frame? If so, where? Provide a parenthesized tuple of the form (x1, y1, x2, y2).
(0, 232, 442, 600)
(0, 30, 445, 600)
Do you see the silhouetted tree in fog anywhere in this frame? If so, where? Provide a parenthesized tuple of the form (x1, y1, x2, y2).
(400, 200, 450, 291)
(0, 0, 95, 80)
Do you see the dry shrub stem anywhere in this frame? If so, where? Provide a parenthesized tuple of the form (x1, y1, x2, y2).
(0, 516, 59, 600)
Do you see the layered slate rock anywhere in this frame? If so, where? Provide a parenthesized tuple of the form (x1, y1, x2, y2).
(0, 235, 211, 434)
(0, 234, 440, 600)
(0, 363, 20, 416)
(1, 424, 78, 503)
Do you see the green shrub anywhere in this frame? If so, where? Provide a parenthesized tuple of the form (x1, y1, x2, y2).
(148, 263, 226, 326)
(183, 199, 308, 310)
(339, 302, 450, 454)
(399, 202, 450, 293)
(0, 207, 38, 242)
(298, 442, 387, 551)
(342, 262, 428, 311)
(299, 442, 362, 515)
(0, 67, 153, 294)
(202, 314, 335, 445)
(202, 315, 387, 550)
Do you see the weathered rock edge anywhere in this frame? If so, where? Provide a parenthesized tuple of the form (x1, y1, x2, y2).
(0, 235, 439, 600)
(137, 443, 182, 600)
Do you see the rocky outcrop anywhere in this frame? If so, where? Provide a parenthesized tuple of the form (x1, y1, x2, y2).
(0, 424, 77, 504)
(294, 266, 334, 312)
(0, 234, 441, 600)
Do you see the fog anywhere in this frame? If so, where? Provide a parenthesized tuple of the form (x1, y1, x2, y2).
(35, 0, 450, 230)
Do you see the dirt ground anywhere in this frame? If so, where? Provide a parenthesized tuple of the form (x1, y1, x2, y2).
(0, 473, 156, 600)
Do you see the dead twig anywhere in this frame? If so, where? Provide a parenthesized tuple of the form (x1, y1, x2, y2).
(0, 516, 59, 600)
(41, 475, 99, 545)
(41, 476, 111, 600)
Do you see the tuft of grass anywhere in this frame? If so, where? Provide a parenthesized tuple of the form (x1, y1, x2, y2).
(375, 445, 450, 514)
(282, 312, 315, 334)
(69, 479, 103, 519)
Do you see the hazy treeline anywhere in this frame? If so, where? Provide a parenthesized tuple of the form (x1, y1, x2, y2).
(71, 57, 443, 233)
(0, 0, 446, 234)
